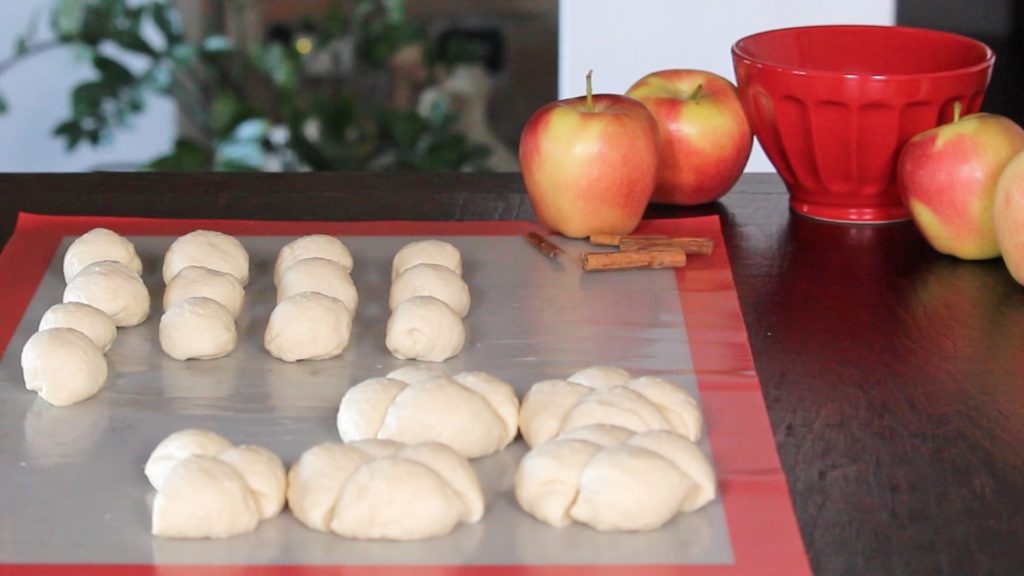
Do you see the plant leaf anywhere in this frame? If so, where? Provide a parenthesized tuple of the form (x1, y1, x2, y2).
(147, 139, 212, 171)
(0, 93, 7, 114)
(151, 2, 183, 43)
(93, 54, 135, 85)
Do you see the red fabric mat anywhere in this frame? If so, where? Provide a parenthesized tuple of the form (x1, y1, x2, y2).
(0, 213, 810, 576)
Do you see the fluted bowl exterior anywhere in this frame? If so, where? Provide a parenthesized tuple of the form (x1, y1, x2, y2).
(733, 25, 993, 223)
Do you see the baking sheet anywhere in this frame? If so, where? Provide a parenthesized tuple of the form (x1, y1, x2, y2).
(0, 214, 810, 575)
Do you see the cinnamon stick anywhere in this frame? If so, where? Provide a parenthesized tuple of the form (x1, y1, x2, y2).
(589, 233, 666, 246)
(524, 231, 565, 259)
(619, 236, 714, 255)
(581, 249, 687, 271)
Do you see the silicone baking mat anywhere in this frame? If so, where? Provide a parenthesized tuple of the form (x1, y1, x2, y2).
(0, 213, 809, 575)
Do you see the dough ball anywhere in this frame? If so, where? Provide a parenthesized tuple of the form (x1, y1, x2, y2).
(145, 428, 234, 490)
(21, 328, 108, 407)
(389, 263, 471, 318)
(568, 366, 631, 390)
(514, 425, 716, 532)
(146, 429, 287, 538)
(519, 367, 704, 447)
(152, 455, 260, 539)
(275, 235, 353, 285)
(391, 239, 462, 281)
(217, 445, 288, 520)
(277, 257, 359, 312)
(163, 230, 249, 285)
(337, 370, 518, 458)
(63, 227, 142, 282)
(163, 265, 245, 319)
(264, 292, 352, 362)
(63, 260, 150, 327)
(38, 302, 116, 352)
(385, 296, 464, 362)
(287, 440, 483, 540)
(159, 297, 237, 361)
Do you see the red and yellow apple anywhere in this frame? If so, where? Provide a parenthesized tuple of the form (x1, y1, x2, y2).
(994, 150, 1024, 283)
(519, 72, 659, 238)
(625, 69, 752, 206)
(897, 108, 1024, 260)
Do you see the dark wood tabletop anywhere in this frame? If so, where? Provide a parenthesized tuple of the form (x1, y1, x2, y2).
(1, 171, 1022, 575)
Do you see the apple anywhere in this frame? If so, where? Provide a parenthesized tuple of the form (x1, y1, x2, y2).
(519, 71, 659, 238)
(994, 150, 1024, 283)
(897, 105, 1024, 260)
(625, 69, 752, 206)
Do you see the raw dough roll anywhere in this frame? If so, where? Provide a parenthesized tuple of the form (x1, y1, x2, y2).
(287, 440, 484, 540)
(275, 235, 353, 285)
(514, 424, 716, 531)
(145, 428, 287, 539)
(391, 239, 462, 280)
(63, 227, 142, 282)
(264, 292, 353, 362)
(519, 367, 704, 447)
(276, 257, 359, 312)
(162, 230, 250, 285)
(337, 369, 519, 458)
(385, 296, 465, 362)
(38, 302, 117, 352)
(63, 260, 150, 327)
(389, 263, 471, 318)
(163, 265, 245, 319)
(22, 327, 108, 407)
(159, 297, 238, 361)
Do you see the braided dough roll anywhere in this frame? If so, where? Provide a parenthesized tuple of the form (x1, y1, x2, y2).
(515, 424, 716, 531)
(519, 367, 704, 447)
(337, 368, 518, 458)
(287, 439, 483, 540)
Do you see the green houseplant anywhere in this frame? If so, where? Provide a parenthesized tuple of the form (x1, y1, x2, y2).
(0, 0, 491, 171)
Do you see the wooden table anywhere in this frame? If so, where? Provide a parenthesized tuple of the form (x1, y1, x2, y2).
(1, 172, 1021, 575)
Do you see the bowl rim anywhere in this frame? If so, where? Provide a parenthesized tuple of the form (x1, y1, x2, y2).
(731, 24, 994, 80)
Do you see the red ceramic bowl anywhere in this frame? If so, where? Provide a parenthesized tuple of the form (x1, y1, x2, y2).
(732, 25, 993, 223)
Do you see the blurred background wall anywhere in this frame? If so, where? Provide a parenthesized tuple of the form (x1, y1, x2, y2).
(0, 0, 1017, 173)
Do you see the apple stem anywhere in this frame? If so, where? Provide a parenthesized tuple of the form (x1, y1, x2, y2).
(691, 83, 704, 100)
(586, 69, 594, 112)
(954, 101, 962, 123)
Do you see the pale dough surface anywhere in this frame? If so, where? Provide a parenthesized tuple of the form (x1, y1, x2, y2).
(38, 302, 117, 352)
(274, 235, 354, 285)
(163, 265, 245, 319)
(514, 424, 716, 532)
(145, 429, 287, 539)
(276, 257, 359, 312)
(337, 369, 519, 458)
(385, 296, 465, 362)
(62, 227, 143, 282)
(519, 367, 704, 447)
(286, 439, 483, 540)
(389, 263, 471, 318)
(21, 327, 108, 407)
(391, 239, 462, 280)
(159, 297, 238, 361)
(63, 260, 150, 327)
(162, 230, 250, 285)
(264, 292, 352, 362)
